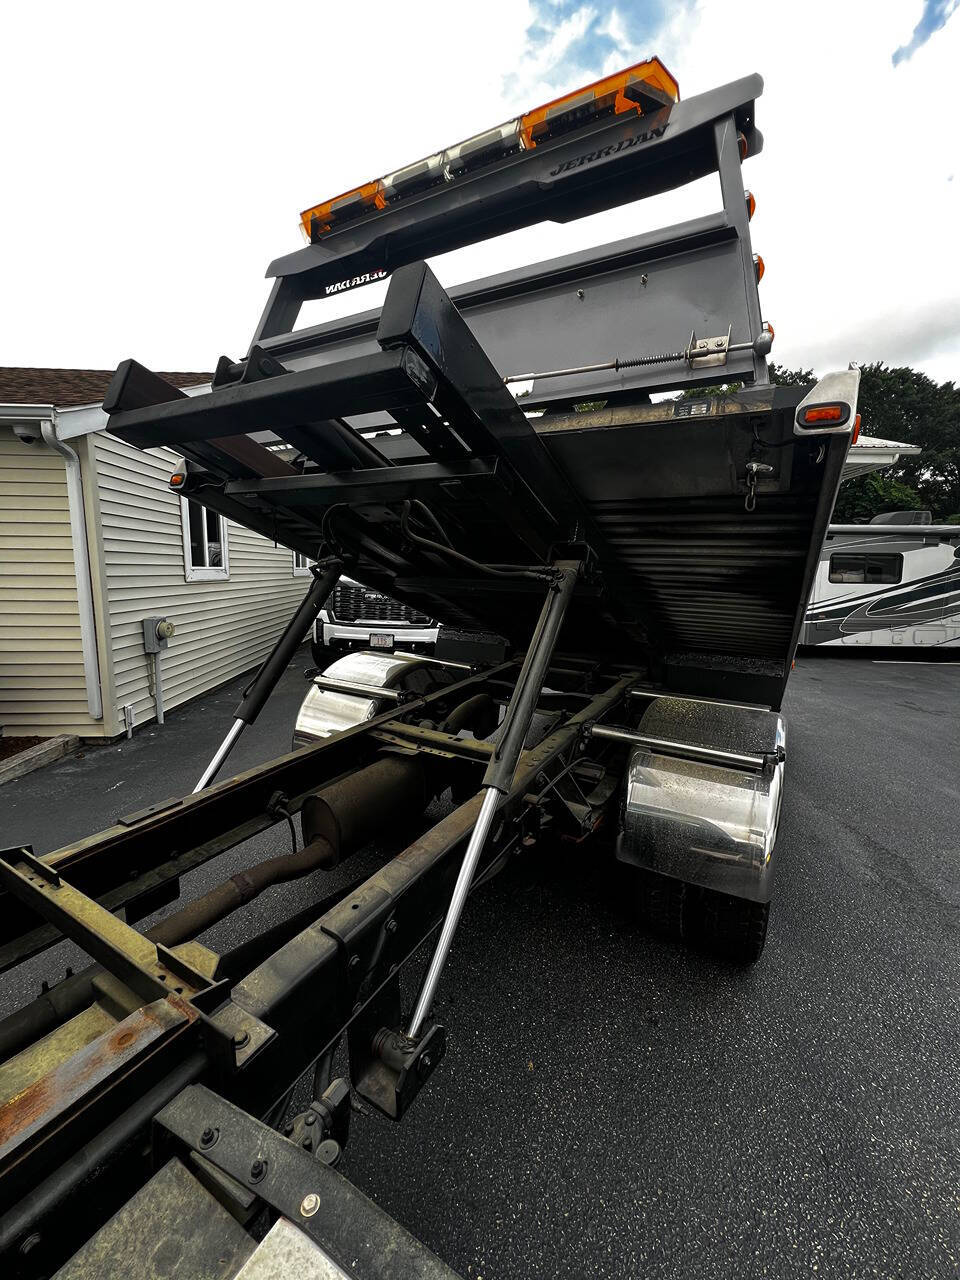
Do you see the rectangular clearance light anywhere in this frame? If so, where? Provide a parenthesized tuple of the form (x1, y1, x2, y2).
(299, 57, 679, 240)
(796, 403, 851, 428)
(519, 57, 679, 149)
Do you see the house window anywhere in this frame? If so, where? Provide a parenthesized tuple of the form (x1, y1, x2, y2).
(293, 551, 313, 577)
(828, 552, 902, 585)
(180, 498, 229, 581)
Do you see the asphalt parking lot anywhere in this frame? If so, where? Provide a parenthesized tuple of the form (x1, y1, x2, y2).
(2, 653, 958, 1279)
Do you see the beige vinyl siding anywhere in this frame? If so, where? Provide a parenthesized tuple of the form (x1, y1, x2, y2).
(0, 430, 100, 736)
(93, 432, 308, 728)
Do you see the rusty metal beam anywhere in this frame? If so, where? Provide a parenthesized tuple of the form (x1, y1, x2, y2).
(0, 671, 633, 1258)
(0, 661, 517, 973)
(372, 721, 496, 762)
(228, 673, 636, 1107)
(0, 848, 213, 1007)
(0, 997, 197, 1207)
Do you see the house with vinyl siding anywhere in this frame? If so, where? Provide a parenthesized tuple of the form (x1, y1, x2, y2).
(0, 368, 313, 742)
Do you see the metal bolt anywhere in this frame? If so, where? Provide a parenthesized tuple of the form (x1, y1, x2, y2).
(304, 1112, 316, 1126)
(576, 289, 584, 299)
(250, 1158, 266, 1181)
(300, 1193, 320, 1217)
(233, 1029, 250, 1049)
(386, 918, 397, 934)
(200, 1126, 216, 1147)
(302, 1135, 313, 1151)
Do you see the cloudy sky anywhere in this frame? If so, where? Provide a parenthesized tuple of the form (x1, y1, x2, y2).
(2, 0, 958, 384)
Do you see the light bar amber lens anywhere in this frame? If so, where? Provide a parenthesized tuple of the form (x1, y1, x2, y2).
(754, 254, 765, 283)
(745, 190, 756, 220)
(301, 180, 386, 241)
(520, 57, 679, 149)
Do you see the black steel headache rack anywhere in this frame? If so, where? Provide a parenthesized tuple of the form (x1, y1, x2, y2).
(100, 66, 852, 711)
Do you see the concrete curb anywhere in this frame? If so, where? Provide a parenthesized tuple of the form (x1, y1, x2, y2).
(0, 735, 81, 786)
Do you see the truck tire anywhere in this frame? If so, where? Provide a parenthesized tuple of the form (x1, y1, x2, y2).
(684, 885, 769, 966)
(634, 870, 768, 965)
(634, 868, 686, 944)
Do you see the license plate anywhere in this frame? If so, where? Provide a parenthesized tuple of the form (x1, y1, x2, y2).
(369, 632, 394, 650)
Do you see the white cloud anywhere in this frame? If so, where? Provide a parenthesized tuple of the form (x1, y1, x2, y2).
(0, 0, 957, 387)
(662, 0, 960, 382)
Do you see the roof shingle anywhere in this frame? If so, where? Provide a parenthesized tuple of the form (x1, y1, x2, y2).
(0, 367, 212, 409)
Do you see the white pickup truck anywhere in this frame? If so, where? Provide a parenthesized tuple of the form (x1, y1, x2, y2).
(313, 575, 438, 662)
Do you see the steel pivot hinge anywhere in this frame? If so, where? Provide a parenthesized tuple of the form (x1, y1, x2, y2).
(686, 325, 732, 369)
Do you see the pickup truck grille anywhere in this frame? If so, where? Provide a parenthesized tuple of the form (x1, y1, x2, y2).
(329, 583, 433, 626)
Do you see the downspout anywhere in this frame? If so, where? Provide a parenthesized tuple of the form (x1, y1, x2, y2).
(40, 419, 104, 721)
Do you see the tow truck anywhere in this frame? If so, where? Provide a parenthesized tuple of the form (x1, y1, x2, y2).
(0, 58, 859, 1279)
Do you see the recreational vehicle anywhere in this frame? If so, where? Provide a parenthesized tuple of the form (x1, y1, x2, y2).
(801, 512, 960, 648)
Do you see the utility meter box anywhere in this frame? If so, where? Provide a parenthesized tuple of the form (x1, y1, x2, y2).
(142, 616, 175, 653)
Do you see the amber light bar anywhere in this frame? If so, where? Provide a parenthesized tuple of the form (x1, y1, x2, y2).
(519, 57, 679, 149)
(300, 57, 679, 242)
(301, 180, 386, 240)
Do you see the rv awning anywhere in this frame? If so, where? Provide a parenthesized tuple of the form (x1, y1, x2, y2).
(842, 435, 921, 482)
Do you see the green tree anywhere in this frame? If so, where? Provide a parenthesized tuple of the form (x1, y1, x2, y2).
(851, 363, 960, 521)
(832, 471, 922, 523)
(769, 363, 814, 387)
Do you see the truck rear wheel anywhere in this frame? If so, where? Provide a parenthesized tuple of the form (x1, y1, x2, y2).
(685, 885, 769, 966)
(634, 868, 686, 944)
(634, 870, 769, 966)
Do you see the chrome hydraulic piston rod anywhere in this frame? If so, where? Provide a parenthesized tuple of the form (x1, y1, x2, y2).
(194, 557, 342, 792)
(407, 561, 580, 1038)
(588, 723, 768, 773)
